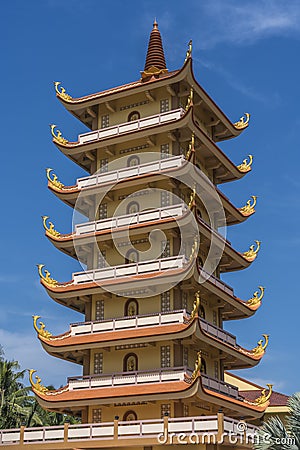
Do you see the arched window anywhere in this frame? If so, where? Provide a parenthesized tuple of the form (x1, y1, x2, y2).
(128, 111, 140, 122)
(123, 410, 137, 421)
(125, 299, 139, 316)
(201, 358, 207, 374)
(126, 201, 139, 215)
(123, 353, 138, 372)
(125, 249, 139, 264)
(127, 155, 140, 167)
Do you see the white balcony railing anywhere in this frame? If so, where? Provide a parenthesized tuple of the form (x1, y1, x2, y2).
(69, 311, 237, 350)
(67, 367, 190, 391)
(75, 204, 187, 236)
(73, 255, 188, 285)
(0, 415, 258, 446)
(70, 310, 187, 336)
(77, 155, 185, 190)
(78, 108, 185, 145)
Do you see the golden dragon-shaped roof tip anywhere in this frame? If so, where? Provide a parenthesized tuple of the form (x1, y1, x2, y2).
(42, 216, 60, 238)
(29, 369, 49, 394)
(251, 334, 269, 356)
(184, 39, 193, 63)
(186, 132, 195, 161)
(246, 286, 265, 307)
(189, 235, 199, 261)
(50, 124, 69, 145)
(54, 81, 73, 102)
(189, 291, 201, 321)
(37, 264, 58, 287)
(185, 87, 194, 111)
(237, 154, 253, 173)
(46, 168, 64, 190)
(253, 384, 273, 406)
(191, 351, 202, 380)
(188, 187, 196, 209)
(234, 113, 250, 129)
(32, 315, 52, 340)
(239, 195, 257, 216)
(243, 240, 261, 261)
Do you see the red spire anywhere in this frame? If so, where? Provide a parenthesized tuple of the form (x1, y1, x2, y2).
(141, 20, 168, 79)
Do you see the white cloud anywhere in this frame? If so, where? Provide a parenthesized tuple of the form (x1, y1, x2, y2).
(0, 329, 78, 388)
(199, 0, 300, 48)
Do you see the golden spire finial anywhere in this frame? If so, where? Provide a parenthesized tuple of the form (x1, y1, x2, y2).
(37, 264, 58, 287)
(190, 291, 200, 320)
(191, 351, 202, 380)
(188, 187, 196, 209)
(251, 334, 269, 356)
(184, 39, 193, 63)
(243, 240, 261, 261)
(42, 216, 60, 238)
(53, 82, 72, 101)
(29, 370, 49, 394)
(253, 384, 273, 406)
(237, 155, 253, 173)
(239, 195, 257, 216)
(186, 133, 195, 161)
(234, 113, 250, 129)
(32, 316, 52, 339)
(185, 87, 194, 110)
(246, 286, 265, 307)
(50, 124, 68, 145)
(46, 168, 64, 190)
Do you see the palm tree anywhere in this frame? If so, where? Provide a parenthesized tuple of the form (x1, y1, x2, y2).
(0, 359, 31, 428)
(254, 392, 300, 449)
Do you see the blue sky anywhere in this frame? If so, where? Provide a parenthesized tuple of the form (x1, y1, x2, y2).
(0, 0, 299, 395)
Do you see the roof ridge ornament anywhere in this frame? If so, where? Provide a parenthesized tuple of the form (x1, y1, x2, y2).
(189, 235, 199, 261)
(50, 124, 69, 145)
(32, 315, 52, 339)
(234, 113, 250, 129)
(251, 334, 269, 356)
(37, 264, 58, 287)
(54, 82, 72, 102)
(188, 187, 196, 209)
(190, 291, 200, 320)
(46, 168, 64, 190)
(29, 369, 49, 394)
(239, 195, 257, 216)
(184, 39, 193, 63)
(191, 351, 202, 380)
(237, 154, 253, 173)
(186, 133, 195, 161)
(246, 286, 265, 307)
(253, 384, 273, 406)
(243, 240, 261, 261)
(42, 216, 60, 238)
(185, 87, 194, 110)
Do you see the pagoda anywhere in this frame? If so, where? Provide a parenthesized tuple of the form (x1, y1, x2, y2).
(0, 22, 272, 449)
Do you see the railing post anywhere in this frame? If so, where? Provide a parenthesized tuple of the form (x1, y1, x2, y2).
(20, 425, 25, 445)
(64, 422, 69, 442)
(163, 413, 169, 436)
(217, 410, 224, 442)
(114, 416, 119, 440)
